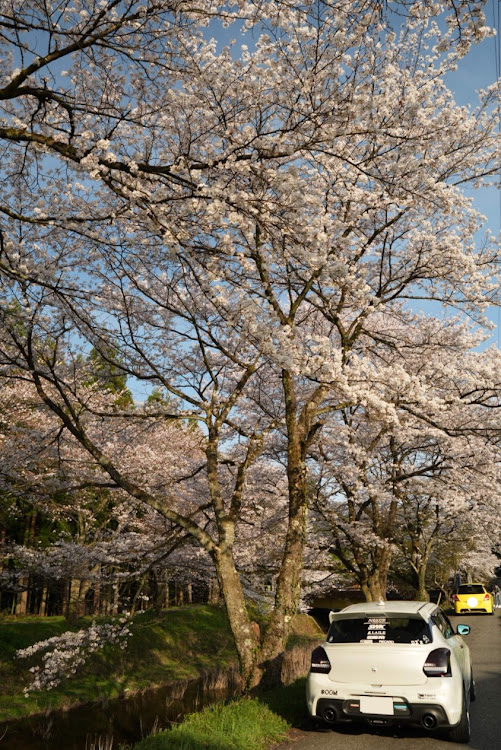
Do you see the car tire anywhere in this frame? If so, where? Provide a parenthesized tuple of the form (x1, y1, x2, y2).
(448, 689, 471, 744)
(470, 671, 476, 702)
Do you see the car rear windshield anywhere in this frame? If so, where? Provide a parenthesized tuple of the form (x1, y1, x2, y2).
(457, 585, 485, 595)
(326, 616, 432, 645)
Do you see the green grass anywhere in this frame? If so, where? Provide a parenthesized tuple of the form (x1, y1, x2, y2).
(128, 679, 311, 750)
(130, 696, 291, 750)
(0, 605, 237, 721)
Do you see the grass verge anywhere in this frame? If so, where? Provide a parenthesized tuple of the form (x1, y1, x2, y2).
(129, 695, 292, 750)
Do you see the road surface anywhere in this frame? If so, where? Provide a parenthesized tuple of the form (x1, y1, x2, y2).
(283, 609, 501, 750)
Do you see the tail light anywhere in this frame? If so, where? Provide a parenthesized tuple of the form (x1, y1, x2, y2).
(423, 648, 452, 677)
(484, 594, 491, 601)
(310, 646, 331, 674)
(452, 594, 459, 601)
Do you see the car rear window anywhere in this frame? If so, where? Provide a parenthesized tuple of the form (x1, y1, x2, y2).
(457, 585, 485, 594)
(326, 616, 432, 645)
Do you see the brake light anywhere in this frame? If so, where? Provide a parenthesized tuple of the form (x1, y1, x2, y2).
(423, 648, 452, 677)
(310, 646, 331, 674)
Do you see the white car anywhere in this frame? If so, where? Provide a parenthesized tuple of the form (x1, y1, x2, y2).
(306, 600, 474, 743)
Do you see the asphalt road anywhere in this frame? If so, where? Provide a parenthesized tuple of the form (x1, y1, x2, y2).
(284, 609, 501, 750)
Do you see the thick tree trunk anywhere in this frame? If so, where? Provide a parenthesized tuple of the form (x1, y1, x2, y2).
(416, 565, 429, 601)
(361, 576, 385, 602)
(411, 548, 431, 601)
(213, 542, 259, 688)
(215, 503, 308, 691)
(247, 370, 314, 686)
(360, 550, 392, 602)
(377, 547, 392, 600)
(254, 475, 308, 679)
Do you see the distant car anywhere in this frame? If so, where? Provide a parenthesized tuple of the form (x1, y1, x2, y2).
(306, 600, 473, 743)
(452, 583, 494, 615)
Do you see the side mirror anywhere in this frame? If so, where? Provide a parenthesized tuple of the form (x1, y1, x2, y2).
(457, 624, 470, 636)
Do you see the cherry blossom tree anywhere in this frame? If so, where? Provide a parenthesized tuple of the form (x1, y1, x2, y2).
(310, 320, 501, 600)
(0, 375, 215, 619)
(1, 0, 500, 687)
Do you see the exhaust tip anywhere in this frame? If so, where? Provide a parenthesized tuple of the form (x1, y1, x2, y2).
(322, 706, 338, 724)
(421, 713, 438, 730)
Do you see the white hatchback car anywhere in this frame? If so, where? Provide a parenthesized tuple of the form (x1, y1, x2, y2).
(306, 600, 473, 743)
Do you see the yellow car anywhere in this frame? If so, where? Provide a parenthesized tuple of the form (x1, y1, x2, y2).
(452, 583, 494, 615)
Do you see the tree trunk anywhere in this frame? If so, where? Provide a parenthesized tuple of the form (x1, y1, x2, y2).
(39, 585, 48, 616)
(15, 511, 37, 615)
(417, 564, 429, 601)
(93, 576, 102, 615)
(66, 578, 92, 624)
(360, 550, 392, 602)
(176, 584, 184, 607)
(111, 578, 119, 614)
(377, 547, 392, 600)
(209, 578, 220, 604)
(155, 578, 168, 612)
(254, 476, 308, 680)
(412, 549, 431, 601)
(15, 582, 29, 615)
(247, 369, 313, 686)
(361, 575, 385, 602)
(213, 538, 259, 689)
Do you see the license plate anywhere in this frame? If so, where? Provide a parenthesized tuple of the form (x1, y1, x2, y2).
(359, 696, 394, 715)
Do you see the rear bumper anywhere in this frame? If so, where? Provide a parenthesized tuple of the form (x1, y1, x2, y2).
(314, 697, 452, 730)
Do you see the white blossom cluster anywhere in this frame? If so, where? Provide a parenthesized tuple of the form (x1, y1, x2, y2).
(17, 619, 131, 694)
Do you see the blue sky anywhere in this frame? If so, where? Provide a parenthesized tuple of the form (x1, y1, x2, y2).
(446, 0, 500, 235)
(445, 0, 500, 341)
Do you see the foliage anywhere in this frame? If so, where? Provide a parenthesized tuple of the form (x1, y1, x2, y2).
(86, 346, 134, 409)
(129, 697, 290, 750)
